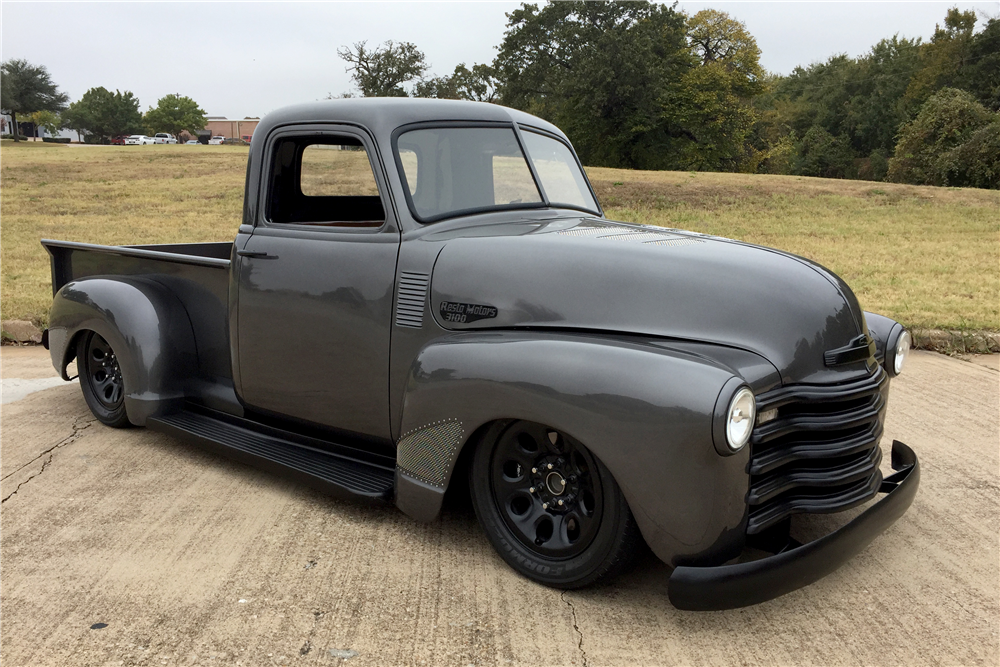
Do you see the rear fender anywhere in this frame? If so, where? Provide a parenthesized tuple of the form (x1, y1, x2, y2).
(48, 277, 197, 425)
(394, 331, 750, 565)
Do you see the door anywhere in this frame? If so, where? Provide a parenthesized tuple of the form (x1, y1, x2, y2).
(237, 127, 400, 440)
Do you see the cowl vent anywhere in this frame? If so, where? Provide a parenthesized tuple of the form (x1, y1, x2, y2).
(395, 272, 429, 328)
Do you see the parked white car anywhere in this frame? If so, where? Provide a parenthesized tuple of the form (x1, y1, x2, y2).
(208, 136, 225, 145)
(125, 135, 155, 145)
(185, 139, 201, 145)
(153, 133, 178, 144)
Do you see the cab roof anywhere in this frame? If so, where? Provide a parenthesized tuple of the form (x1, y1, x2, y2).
(254, 98, 567, 143)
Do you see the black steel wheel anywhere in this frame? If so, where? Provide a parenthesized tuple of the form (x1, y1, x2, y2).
(77, 331, 131, 428)
(469, 420, 640, 588)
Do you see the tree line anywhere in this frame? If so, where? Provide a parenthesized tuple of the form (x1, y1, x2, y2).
(3, 2, 997, 188)
(0, 59, 207, 143)
(336, 2, 999, 189)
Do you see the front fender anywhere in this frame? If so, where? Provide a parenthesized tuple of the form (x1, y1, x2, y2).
(394, 331, 751, 566)
(48, 277, 197, 425)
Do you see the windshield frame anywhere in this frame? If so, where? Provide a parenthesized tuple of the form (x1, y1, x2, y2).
(390, 120, 602, 224)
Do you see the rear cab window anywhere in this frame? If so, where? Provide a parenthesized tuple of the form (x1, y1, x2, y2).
(266, 134, 385, 227)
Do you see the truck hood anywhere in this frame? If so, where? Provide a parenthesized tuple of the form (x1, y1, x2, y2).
(427, 217, 870, 385)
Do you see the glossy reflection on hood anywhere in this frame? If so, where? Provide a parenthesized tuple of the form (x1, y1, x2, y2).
(429, 217, 870, 384)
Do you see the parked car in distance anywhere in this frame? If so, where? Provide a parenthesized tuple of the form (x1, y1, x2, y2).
(208, 136, 225, 145)
(153, 133, 178, 144)
(110, 135, 129, 146)
(124, 135, 154, 145)
(185, 140, 200, 145)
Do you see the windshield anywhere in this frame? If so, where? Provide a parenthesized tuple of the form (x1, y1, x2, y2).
(520, 131, 599, 211)
(394, 125, 598, 222)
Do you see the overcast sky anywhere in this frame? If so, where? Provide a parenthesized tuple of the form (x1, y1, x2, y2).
(2, 1, 997, 119)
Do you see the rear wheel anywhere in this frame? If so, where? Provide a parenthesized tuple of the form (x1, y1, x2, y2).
(469, 420, 640, 588)
(77, 332, 130, 428)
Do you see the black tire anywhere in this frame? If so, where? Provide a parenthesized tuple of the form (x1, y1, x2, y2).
(77, 331, 131, 428)
(468, 420, 641, 588)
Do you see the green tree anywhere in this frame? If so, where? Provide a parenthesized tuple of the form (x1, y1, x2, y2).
(904, 8, 977, 110)
(61, 87, 143, 143)
(144, 94, 207, 139)
(770, 55, 859, 145)
(495, 0, 690, 169)
(792, 125, 856, 178)
(958, 18, 1000, 110)
(0, 59, 68, 141)
(59, 100, 89, 141)
(337, 40, 428, 97)
(760, 34, 924, 175)
(414, 63, 498, 102)
(888, 87, 994, 185)
(686, 8, 762, 85)
(843, 36, 924, 155)
(662, 9, 765, 171)
(31, 110, 61, 137)
(936, 120, 1000, 188)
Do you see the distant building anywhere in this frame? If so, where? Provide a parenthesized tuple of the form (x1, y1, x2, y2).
(1, 113, 77, 140)
(204, 116, 260, 142)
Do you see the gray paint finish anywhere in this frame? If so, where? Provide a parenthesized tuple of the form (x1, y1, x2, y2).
(43, 98, 904, 572)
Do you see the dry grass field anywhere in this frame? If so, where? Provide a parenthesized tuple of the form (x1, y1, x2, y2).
(2, 141, 998, 332)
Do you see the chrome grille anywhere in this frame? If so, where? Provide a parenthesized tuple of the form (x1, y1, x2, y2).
(747, 366, 889, 534)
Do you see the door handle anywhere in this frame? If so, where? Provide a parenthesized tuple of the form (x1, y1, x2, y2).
(237, 249, 278, 259)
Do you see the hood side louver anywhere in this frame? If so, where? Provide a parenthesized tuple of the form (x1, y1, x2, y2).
(395, 271, 430, 328)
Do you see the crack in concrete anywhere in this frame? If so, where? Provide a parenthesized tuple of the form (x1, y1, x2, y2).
(299, 609, 327, 656)
(562, 591, 588, 667)
(1, 415, 96, 503)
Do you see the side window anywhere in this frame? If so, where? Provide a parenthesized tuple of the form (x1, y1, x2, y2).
(267, 135, 385, 227)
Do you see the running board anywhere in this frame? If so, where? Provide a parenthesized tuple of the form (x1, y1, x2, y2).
(148, 409, 395, 501)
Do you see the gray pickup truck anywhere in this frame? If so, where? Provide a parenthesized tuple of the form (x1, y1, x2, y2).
(42, 98, 918, 610)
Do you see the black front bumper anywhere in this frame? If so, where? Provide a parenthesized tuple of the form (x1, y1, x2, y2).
(668, 440, 919, 611)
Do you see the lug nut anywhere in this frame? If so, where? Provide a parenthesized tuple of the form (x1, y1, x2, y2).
(557, 500, 564, 506)
(529, 487, 535, 493)
(547, 463, 554, 470)
(542, 502, 548, 510)
(531, 467, 537, 474)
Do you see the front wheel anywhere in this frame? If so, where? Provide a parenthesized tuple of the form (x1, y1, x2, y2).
(77, 331, 131, 428)
(469, 420, 640, 588)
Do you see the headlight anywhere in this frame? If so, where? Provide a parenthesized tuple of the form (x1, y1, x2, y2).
(885, 325, 911, 377)
(726, 387, 756, 452)
(713, 379, 756, 456)
(893, 330, 911, 374)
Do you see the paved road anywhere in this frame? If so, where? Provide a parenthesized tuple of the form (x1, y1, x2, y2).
(2, 347, 997, 666)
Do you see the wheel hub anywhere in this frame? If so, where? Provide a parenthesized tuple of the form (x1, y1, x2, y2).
(531, 456, 579, 512)
(86, 334, 124, 408)
(489, 423, 604, 559)
(546, 471, 566, 496)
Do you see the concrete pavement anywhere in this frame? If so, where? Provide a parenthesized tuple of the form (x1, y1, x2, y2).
(2, 346, 997, 666)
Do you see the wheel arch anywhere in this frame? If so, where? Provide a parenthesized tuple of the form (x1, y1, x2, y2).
(393, 331, 752, 565)
(47, 277, 198, 425)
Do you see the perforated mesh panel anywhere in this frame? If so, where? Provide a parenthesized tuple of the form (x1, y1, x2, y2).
(556, 226, 618, 237)
(396, 420, 465, 487)
(642, 237, 702, 247)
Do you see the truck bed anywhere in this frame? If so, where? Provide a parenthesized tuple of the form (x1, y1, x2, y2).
(42, 239, 236, 413)
(42, 239, 232, 295)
